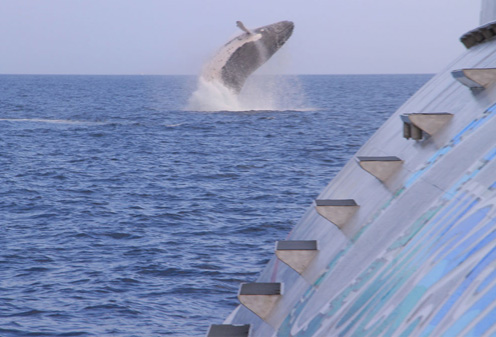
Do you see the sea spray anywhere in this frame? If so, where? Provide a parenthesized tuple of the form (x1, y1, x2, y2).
(187, 77, 243, 111)
(187, 75, 307, 112)
(240, 74, 307, 111)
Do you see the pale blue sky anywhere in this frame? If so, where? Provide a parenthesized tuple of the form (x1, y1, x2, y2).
(0, 0, 479, 75)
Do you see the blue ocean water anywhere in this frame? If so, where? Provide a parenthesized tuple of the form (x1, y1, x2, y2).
(0, 74, 430, 336)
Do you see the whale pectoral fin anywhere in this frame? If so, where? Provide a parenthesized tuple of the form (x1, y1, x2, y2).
(236, 21, 251, 34)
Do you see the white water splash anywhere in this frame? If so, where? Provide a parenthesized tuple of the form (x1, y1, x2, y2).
(186, 75, 308, 112)
(187, 77, 243, 111)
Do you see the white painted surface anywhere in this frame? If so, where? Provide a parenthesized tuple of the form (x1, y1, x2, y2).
(481, 0, 496, 24)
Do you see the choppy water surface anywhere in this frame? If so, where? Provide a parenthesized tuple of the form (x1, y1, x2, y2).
(0, 74, 430, 336)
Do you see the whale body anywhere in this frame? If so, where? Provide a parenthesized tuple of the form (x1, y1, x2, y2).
(202, 21, 294, 94)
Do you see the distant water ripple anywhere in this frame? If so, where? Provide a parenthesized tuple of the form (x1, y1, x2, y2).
(0, 74, 429, 336)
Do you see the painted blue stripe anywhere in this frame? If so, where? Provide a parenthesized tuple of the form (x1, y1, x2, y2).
(423, 243, 496, 336)
(440, 283, 496, 337)
(477, 268, 496, 294)
(467, 305, 496, 336)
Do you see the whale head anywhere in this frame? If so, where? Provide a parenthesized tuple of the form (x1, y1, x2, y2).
(204, 21, 295, 94)
(252, 20, 294, 54)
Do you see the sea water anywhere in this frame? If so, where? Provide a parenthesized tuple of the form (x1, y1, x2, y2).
(0, 74, 430, 336)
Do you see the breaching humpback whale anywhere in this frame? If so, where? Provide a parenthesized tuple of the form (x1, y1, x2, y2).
(202, 20, 294, 94)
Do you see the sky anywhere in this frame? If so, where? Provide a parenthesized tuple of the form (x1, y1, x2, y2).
(0, 0, 480, 75)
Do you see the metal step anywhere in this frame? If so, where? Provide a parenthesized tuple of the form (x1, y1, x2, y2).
(401, 113, 453, 140)
(276, 240, 318, 274)
(206, 324, 250, 337)
(315, 199, 359, 228)
(356, 156, 403, 182)
(238, 283, 282, 320)
(452, 68, 496, 89)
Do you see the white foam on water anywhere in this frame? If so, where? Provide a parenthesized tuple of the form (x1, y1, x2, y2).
(186, 77, 243, 111)
(186, 75, 309, 112)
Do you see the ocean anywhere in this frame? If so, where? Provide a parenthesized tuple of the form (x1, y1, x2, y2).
(0, 74, 430, 336)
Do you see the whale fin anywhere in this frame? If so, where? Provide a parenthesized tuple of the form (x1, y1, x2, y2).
(236, 21, 252, 34)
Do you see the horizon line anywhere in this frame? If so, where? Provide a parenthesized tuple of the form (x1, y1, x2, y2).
(0, 72, 435, 77)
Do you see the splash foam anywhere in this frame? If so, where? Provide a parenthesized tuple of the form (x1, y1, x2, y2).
(186, 75, 308, 112)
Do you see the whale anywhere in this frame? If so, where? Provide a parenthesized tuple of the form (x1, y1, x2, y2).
(202, 20, 294, 94)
